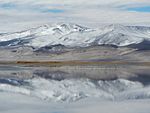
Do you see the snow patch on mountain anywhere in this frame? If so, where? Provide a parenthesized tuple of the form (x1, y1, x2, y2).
(0, 23, 150, 48)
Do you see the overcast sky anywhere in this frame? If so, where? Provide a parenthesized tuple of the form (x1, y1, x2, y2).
(0, 0, 150, 32)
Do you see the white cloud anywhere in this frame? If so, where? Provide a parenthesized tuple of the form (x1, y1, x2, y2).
(0, 0, 150, 32)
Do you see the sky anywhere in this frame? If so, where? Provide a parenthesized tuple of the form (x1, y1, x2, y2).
(0, 0, 150, 32)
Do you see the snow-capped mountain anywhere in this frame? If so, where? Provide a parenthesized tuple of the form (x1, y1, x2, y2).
(0, 23, 150, 48)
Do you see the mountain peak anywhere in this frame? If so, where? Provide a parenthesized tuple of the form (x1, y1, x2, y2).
(52, 22, 89, 32)
(0, 23, 150, 48)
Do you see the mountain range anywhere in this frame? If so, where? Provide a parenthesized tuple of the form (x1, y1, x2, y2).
(0, 23, 150, 49)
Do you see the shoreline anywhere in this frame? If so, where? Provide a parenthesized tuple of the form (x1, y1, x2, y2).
(0, 61, 149, 66)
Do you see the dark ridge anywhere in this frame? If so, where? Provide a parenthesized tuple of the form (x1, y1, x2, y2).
(127, 40, 150, 50)
(35, 44, 68, 54)
(0, 37, 32, 47)
(0, 78, 28, 86)
(33, 70, 69, 81)
(128, 74, 150, 86)
(99, 44, 118, 48)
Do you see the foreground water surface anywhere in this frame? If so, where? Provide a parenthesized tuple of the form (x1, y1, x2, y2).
(0, 65, 149, 102)
(0, 64, 150, 113)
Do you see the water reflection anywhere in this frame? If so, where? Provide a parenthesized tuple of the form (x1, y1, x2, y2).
(0, 65, 150, 85)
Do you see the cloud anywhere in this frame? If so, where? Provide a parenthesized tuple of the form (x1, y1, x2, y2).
(0, 0, 150, 32)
